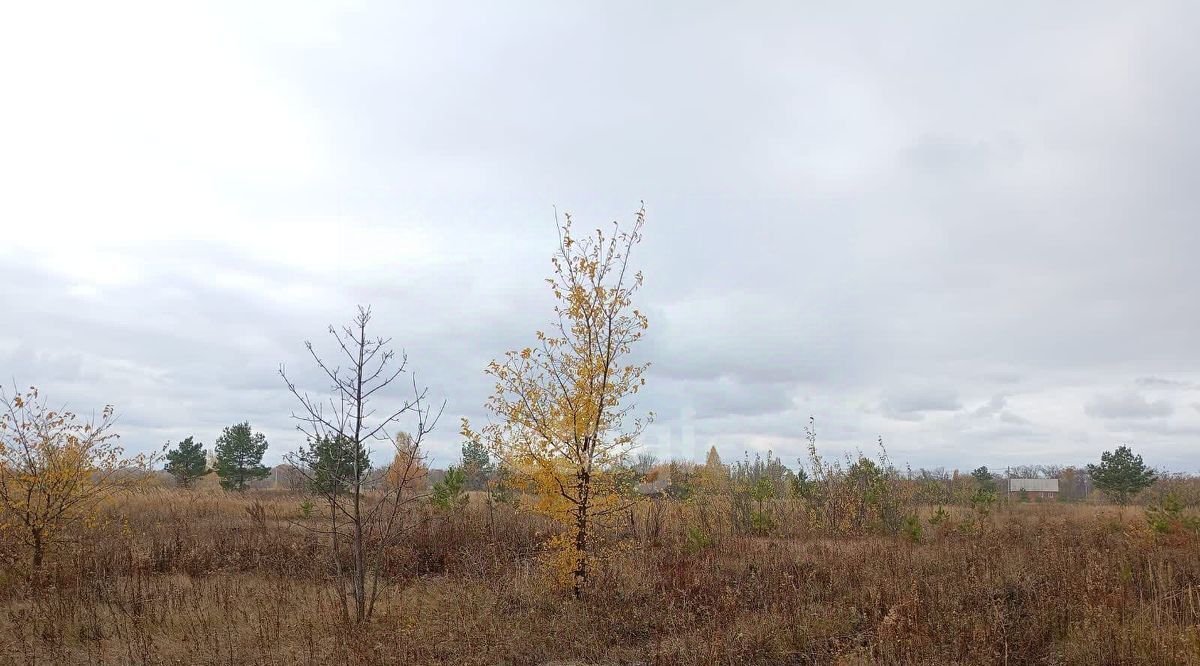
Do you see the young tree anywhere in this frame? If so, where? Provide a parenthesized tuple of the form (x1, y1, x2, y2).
(971, 466, 997, 493)
(163, 436, 211, 488)
(1087, 445, 1156, 505)
(298, 434, 370, 496)
(700, 445, 730, 492)
(465, 206, 651, 598)
(431, 465, 468, 510)
(632, 452, 658, 477)
(0, 386, 149, 567)
(790, 466, 813, 499)
(461, 436, 492, 491)
(385, 432, 428, 494)
(213, 422, 270, 491)
(281, 306, 441, 623)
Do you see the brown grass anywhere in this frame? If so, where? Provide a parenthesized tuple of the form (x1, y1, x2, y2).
(1, 489, 1197, 665)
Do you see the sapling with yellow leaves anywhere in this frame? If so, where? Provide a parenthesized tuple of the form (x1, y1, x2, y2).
(464, 206, 652, 598)
(0, 386, 149, 568)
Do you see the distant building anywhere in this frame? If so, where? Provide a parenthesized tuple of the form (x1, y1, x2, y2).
(1008, 478, 1059, 500)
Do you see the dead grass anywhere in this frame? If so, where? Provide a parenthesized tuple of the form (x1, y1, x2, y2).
(0, 489, 1197, 664)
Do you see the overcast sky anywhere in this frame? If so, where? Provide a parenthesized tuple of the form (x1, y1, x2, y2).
(2, 2, 1198, 472)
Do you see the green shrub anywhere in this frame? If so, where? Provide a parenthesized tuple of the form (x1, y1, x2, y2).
(970, 489, 997, 516)
(901, 514, 923, 543)
(1146, 493, 1200, 535)
(685, 526, 712, 553)
(432, 465, 468, 510)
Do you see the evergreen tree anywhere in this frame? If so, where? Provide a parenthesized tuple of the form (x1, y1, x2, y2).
(431, 465, 468, 510)
(213, 422, 270, 491)
(790, 467, 812, 499)
(461, 436, 492, 490)
(299, 434, 370, 497)
(1087, 445, 1156, 505)
(971, 466, 997, 493)
(164, 436, 211, 488)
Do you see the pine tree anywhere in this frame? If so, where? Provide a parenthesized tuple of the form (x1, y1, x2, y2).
(970, 466, 997, 493)
(164, 436, 211, 488)
(299, 434, 370, 496)
(431, 465, 468, 510)
(213, 422, 270, 491)
(461, 436, 492, 490)
(1087, 445, 1156, 505)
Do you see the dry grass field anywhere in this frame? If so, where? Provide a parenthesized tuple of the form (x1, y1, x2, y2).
(1, 489, 1197, 665)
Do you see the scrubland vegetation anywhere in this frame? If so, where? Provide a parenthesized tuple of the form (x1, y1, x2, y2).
(3, 210, 1198, 664)
(0, 480, 1198, 665)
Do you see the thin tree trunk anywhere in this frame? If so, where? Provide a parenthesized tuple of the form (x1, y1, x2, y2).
(352, 316, 367, 623)
(573, 469, 590, 599)
(281, 306, 440, 626)
(331, 498, 349, 624)
(353, 488, 365, 622)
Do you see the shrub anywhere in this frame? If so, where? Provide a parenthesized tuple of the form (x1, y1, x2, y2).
(1146, 493, 1200, 535)
(901, 514, 923, 543)
(684, 525, 712, 553)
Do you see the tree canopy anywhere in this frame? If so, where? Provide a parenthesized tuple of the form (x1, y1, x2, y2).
(1087, 445, 1156, 505)
(213, 422, 270, 491)
(465, 206, 651, 598)
(971, 466, 997, 493)
(0, 386, 148, 567)
(164, 436, 211, 488)
(461, 436, 492, 491)
(298, 434, 370, 497)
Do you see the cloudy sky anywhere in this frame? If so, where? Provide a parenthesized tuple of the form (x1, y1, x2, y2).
(2, 2, 1198, 472)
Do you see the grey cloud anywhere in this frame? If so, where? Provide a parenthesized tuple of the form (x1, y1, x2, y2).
(648, 377, 795, 421)
(1104, 420, 1200, 437)
(970, 394, 1032, 426)
(999, 411, 1032, 426)
(1136, 376, 1199, 390)
(1084, 392, 1174, 420)
(901, 132, 1022, 176)
(972, 394, 1007, 418)
(5, 2, 1200, 470)
(967, 421, 1042, 441)
(0, 345, 91, 385)
(879, 388, 961, 422)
